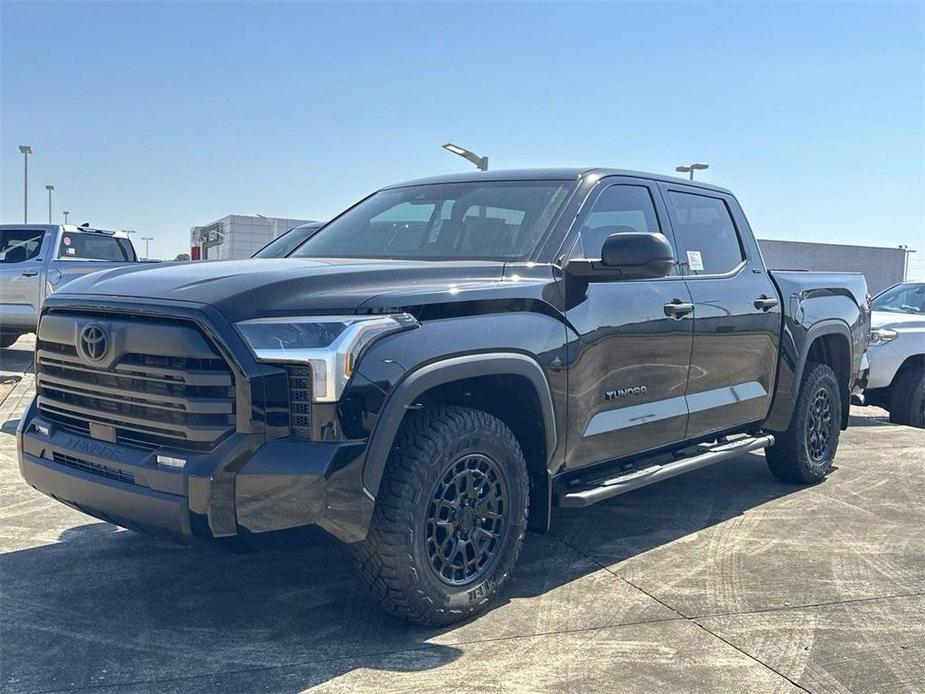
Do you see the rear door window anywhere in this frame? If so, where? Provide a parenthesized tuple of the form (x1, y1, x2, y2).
(58, 233, 130, 261)
(0, 229, 45, 263)
(666, 191, 745, 275)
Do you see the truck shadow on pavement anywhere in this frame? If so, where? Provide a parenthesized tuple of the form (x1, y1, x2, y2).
(1, 452, 806, 692)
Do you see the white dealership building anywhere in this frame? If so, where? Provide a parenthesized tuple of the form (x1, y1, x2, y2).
(190, 215, 315, 260)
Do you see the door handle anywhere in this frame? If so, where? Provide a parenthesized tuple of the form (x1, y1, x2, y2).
(664, 299, 694, 318)
(21, 270, 38, 277)
(754, 295, 779, 311)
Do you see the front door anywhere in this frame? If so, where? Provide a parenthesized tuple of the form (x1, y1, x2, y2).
(563, 178, 694, 470)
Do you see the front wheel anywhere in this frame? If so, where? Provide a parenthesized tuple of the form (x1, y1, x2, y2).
(766, 361, 842, 484)
(355, 405, 529, 626)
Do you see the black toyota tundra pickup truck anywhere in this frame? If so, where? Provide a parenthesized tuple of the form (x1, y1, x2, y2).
(17, 169, 869, 625)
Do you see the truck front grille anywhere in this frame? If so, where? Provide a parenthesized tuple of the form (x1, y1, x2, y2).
(36, 311, 236, 451)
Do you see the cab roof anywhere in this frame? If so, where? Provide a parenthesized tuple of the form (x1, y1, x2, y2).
(382, 168, 733, 195)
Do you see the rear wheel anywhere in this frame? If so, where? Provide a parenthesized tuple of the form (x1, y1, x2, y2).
(355, 405, 529, 625)
(889, 365, 925, 429)
(766, 361, 842, 484)
(0, 333, 20, 349)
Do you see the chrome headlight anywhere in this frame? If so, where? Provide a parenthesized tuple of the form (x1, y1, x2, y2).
(869, 327, 898, 345)
(236, 313, 418, 402)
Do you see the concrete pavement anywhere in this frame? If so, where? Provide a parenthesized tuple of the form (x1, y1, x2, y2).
(1, 336, 923, 693)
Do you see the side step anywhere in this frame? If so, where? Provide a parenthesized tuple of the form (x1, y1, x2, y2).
(558, 434, 775, 509)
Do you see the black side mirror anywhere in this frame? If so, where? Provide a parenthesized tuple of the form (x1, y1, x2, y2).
(565, 232, 675, 281)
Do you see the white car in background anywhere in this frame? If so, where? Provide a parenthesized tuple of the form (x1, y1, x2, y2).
(861, 282, 925, 428)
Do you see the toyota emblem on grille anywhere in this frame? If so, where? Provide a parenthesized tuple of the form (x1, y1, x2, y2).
(79, 324, 110, 362)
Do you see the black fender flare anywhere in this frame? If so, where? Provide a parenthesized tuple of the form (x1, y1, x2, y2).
(361, 352, 557, 498)
(793, 320, 853, 396)
(766, 319, 854, 432)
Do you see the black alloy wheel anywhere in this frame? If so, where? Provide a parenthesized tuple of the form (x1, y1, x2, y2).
(806, 386, 836, 462)
(425, 453, 509, 586)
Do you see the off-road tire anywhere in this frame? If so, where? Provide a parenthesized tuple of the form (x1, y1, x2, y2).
(766, 361, 842, 484)
(0, 333, 20, 349)
(889, 365, 925, 429)
(355, 405, 529, 626)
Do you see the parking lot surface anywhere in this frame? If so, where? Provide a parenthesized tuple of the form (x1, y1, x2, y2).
(1, 335, 923, 693)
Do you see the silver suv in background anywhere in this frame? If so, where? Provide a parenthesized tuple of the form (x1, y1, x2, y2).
(0, 225, 141, 348)
(862, 282, 925, 428)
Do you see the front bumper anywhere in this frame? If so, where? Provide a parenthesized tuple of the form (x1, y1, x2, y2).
(17, 396, 374, 545)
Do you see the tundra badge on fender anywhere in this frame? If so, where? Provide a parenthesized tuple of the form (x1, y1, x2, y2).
(605, 385, 648, 400)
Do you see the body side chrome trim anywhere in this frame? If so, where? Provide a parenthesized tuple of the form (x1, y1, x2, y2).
(583, 380, 767, 437)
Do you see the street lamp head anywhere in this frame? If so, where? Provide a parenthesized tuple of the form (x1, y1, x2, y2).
(442, 142, 488, 171)
(19, 145, 33, 155)
(676, 162, 710, 180)
(46, 184, 55, 191)
(676, 162, 710, 172)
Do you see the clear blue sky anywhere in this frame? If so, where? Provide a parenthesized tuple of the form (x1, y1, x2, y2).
(1, 1, 923, 275)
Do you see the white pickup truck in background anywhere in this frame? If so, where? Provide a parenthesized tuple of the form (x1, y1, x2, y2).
(0, 225, 144, 348)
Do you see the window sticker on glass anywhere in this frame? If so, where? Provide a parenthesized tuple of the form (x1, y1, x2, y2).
(63, 236, 72, 246)
(66, 247, 76, 255)
(686, 250, 704, 271)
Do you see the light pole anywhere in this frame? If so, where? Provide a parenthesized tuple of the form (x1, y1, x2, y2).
(256, 213, 281, 241)
(46, 185, 55, 223)
(141, 236, 154, 260)
(898, 245, 917, 281)
(675, 162, 710, 180)
(63, 211, 70, 224)
(442, 143, 488, 171)
(19, 145, 33, 223)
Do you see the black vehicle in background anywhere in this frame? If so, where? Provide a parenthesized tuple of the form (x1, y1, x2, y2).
(251, 222, 323, 258)
(18, 168, 869, 625)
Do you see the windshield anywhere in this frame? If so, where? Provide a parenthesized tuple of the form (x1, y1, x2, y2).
(292, 181, 572, 261)
(253, 224, 321, 258)
(872, 283, 925, 314)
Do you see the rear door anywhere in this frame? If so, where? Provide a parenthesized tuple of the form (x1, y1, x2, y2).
(657, 183, 781, 437)
(563, 177, 695, 469)
(0, 228, 48, 331)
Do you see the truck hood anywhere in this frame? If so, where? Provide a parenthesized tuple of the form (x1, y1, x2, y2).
(871, 309, 925, 331)
(53, 258, 524, 322)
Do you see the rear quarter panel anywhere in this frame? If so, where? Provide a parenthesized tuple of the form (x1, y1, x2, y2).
(764, 270, 869, 430)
